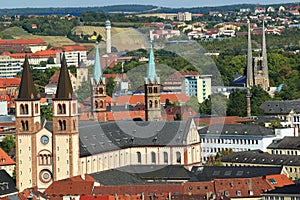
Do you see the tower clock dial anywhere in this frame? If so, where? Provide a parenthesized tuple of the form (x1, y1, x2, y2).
(41, 135, 49, 145)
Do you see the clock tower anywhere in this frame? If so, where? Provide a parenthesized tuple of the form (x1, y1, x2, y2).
(52, 54, 80, 181)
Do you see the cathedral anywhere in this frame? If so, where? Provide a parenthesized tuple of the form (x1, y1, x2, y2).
(246, 20, 270, 90)
(15, 43, 201, 191)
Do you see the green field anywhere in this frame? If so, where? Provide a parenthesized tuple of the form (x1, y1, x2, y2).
(0, 26, 146, 50)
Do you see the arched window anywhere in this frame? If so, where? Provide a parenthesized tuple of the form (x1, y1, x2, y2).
(73, 120, 76, 131)
(58, 104, 66, 114)
(149, 100, 153, 108)
(20, 104, 25, 114)
(176, 152, 181, 164)
(163, 152, 168, 164)
(63, 120, 66, 130)
(35, 103, 39, 114)
(59, 120, 63, 130)
(155, 100, 158, 108)
(148, 87, 152, 93)
(99, 88, 103, 94)
(21, 120, 25, 131)
(151, 151, 156, 163)
(137, 152, 141, 164)
(62, 104, 66, 114)
(95, 101, 98, 109)
(154, 87, 158, 93)
(25, 121, 29, 131)
(99, 101, 104, 108)
(58, 104, 62, 114)
(25, 104, 29, 114)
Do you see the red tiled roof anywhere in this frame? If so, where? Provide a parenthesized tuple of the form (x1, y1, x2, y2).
(265, 174, 295, 189)
(113, 94, 190, 106)
(63, 45, 87, 51)
(0, 147, 15, 166)
(0, 78, 21, 88)
(45, 174, 95, 196)
(214, 177, 273, 198)
(0, 38, 46, 46)
(198, 116, 253, 125)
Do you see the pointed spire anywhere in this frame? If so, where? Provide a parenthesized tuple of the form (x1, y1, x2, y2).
(55, 54, 73, 99)
(246, 20, 253, 88)
(145, 43, 160, 84)
(92, 42, 105, 84)
(17, 56, 38, 100)
(262, 20, 269, 86)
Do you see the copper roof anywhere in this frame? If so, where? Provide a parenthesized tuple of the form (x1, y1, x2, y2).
(55, 54, 73, 99)
(17, 56, 38, 100)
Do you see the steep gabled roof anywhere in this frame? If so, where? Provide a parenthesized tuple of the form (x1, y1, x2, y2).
(0, 148, 15, 166)
(267, 136, 300, 150)
(0, 169, 18, 196)
(17, 56, 38, 100)
(55, 54, 73, 99)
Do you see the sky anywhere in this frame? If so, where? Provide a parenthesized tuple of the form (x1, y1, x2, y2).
(1, 0, 298, 9)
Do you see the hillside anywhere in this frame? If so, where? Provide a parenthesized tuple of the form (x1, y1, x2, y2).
(0, 27, 75, 46)
(72, 26, 146, 51)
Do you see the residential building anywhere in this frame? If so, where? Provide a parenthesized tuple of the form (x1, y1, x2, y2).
(0, 169, 18, 198)
(150, 29, 180, 41)
(0, 38, 47, 53)
(0, 148, 15, 177)
(45, 70, 77, 94)
(262, 183, 300, 200)
(221, 150, 300, 180)
(267, 136, 300, 156)
(199, 124, 295, 163)
(177, 12, 192, 21)
(260, 99, 300, 128)
(56, 45, 88, 67)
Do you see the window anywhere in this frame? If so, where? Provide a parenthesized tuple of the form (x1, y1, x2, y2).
(59, 103, 66, 114)
(137, 152, 141, 164)
(35, 103, 39, 114)
(236, 191, 241, 196)
(268, 178, 277, 184)
(99, 101, 104, 108)
(151, 151, 156, 163)
(176, 152, 181, 164)
(155, 100, 158, 108)
(163, 152, 168, 164)
(95, 101, 98, 109)
(149, 100, 153, 108)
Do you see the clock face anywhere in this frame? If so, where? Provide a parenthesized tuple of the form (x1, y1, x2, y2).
(41, 135, 49, 145)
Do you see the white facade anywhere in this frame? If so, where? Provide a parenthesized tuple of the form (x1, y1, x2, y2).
(177, 12, 192, 21)
(200, 127, 296, 163)
(0, 55, 22, 78)
(56, 51, 87, 67)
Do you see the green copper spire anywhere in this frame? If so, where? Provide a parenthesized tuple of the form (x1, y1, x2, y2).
(92, 42, 105, 84)
(145, 43, 160, 84)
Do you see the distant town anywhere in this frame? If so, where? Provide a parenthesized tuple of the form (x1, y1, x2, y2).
(0, 2, 299, 200)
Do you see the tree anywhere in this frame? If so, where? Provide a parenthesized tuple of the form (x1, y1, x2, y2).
(77, 80, 91, 102)
(199, 93, 227, 116)
(47, 56, 55, 64)
(269, 120, 282, 128)
(41, 105, 53, 121)
(106, 77, 116, 97)
(0, 135, 15, 154)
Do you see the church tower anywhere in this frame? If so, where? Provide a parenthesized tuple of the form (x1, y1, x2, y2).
(253, 20, 270, 91)
(15, 56, 41, 191)
(144, 44, 162, 121)
(91, 42, 107, 122)
(52, 54, 80, 182)
(246, 20, 253, 88)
